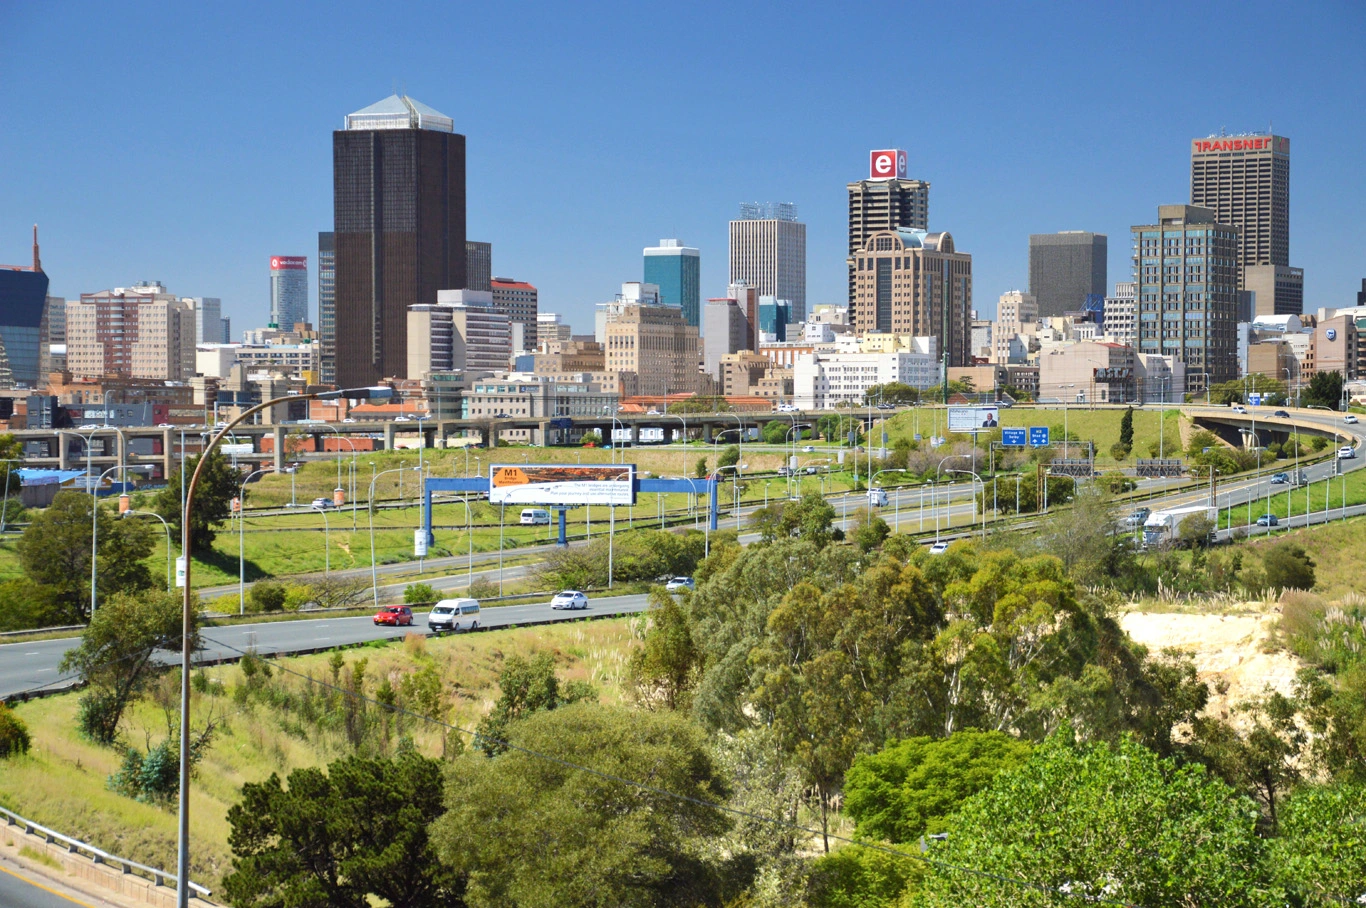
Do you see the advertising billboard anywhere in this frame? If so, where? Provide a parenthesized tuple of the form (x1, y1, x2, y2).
(489, 464, 636, 506)
(947, 406, 1000, 433)
(869, 149, 908, 181)
(270, 256, 307, 270)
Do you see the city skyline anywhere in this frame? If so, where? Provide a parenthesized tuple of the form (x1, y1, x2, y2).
(1, 1, 1362, 335)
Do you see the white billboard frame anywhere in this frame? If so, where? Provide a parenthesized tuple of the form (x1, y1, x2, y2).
(947, 406, 1000, 433)
(489, 463, 636, 506)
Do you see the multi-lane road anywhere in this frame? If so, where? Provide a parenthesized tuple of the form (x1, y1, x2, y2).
(0, 594, 653, 700)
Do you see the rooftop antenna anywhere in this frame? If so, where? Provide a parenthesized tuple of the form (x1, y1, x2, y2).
(32, 224, 40, 273)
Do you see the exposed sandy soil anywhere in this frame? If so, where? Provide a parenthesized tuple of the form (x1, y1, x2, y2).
(1120, 609, 1302, 723)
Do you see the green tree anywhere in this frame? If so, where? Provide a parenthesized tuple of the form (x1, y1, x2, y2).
(805, 844, 920, 908)
(58, 590, 194, 744)
(851, 509, 890, 553)
(223, 751, 465, 908)
(911, 735, 1269, 907)
(716, 444, 740, 470)
(1302, 369, 1344, 410)
(863, 382, 920, 405)
(844, 730, 1033, 844)
(1263, 541, 1316, 591)
(17, 491, 155, 624)
(1271, 780, 1366, 906)
(1192, 691, 1305, 831)
(629, 589, 699, 711)
(155, 450, 239, 550)
(0, 701, 31, 758)
(433, 702, 736, 908)
(1178, 512, 1216, 549)
(474, 653, 595, 754)
(403, 582, 438, 604)
(694, 456, 710, 479)
(580, 429, 603, 446)
(250, 580, 289, 613)
(1119, 406, 1134, 449)
(761, 419, 790, 445)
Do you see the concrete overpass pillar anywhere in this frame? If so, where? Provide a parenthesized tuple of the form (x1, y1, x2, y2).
(537, 420, 550, 447)
(383, 423, 396, 451)
(272, 424, 286, 473)
(58, 431, 70, 470)
(162, 427, 174, 480)
(485, 422, 498, 449)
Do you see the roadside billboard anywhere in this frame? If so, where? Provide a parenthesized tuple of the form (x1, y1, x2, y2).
(489, 464, 636, 506)
(947, 406, 1000, 433)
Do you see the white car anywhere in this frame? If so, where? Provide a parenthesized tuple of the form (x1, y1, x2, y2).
(664, 577, 695, 593)
(1231, 405, 1247, 414)
(394, 415, 412, 422)
(802, 445, 816, 453)
(928, 542, 950, 555)
(342, 417, 357, 424)
(550, 590, 589, 610)
(1345, 414, 1359, 425)
(1339, 446, 1356, 460)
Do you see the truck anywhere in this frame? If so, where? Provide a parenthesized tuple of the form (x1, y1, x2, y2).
(867, 488, 888, 507)
(1142, 505, 1217, 549)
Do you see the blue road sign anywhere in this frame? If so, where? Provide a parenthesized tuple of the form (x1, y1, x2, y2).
(1001, 427, 1027, 447)
(1028, 426, 1050, 447)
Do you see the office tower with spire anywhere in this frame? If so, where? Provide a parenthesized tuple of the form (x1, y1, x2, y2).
(847, 150, 929, 306)
(333, 94, 467, 386)
(1190, 132, 1300, 315)
(0, 226, 50, 387)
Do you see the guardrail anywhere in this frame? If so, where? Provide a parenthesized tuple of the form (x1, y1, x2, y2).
(0, 804, 211, 899)
(0, 624, 84, 641)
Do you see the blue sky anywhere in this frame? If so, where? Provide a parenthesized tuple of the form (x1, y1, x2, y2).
(2, 0, 1363, 333)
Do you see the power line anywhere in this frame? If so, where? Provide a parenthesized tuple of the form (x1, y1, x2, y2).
(198, 633, 1138, 907)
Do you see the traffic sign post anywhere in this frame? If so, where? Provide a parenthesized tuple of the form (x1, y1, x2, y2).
(1028, 426, 1050, 447)
(1001, 427, 1027, 447)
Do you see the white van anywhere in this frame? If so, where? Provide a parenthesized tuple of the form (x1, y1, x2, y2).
(867, 488, 888, 507)
(428, 598, 480, 632)
(520, 508, 551, 525)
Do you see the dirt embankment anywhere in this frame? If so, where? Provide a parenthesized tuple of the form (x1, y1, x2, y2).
(1120, 609, 1301, 722)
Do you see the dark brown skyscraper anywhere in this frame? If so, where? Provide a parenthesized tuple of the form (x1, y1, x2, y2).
(333, 95, 466, 386)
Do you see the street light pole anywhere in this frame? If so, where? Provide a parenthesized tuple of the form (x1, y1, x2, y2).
(947, 468, 986, 540)
(177, 384, 393, 908)
(237, 468, 271, 616)
(123, 509, 174, 591)
(369, 465, 421, 606)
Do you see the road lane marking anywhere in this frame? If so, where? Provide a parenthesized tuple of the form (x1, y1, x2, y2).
(0, 863, 100, 907)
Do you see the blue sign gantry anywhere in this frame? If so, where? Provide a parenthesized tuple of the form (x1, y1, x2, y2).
(1001, 427, 1027, 447)
(1028, 426, 1050, 447)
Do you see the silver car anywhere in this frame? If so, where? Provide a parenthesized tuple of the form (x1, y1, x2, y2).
(665, 577, 695, 593)
(550, 590, 588, 610)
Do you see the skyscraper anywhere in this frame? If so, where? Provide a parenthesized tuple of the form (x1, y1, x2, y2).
(1028, 232, 1108, 318)
(317, 232, 336, 384)
(270, 257, 309, 329)
(850, 229, 972, 366)
(466, 241, 492, 292)
(1190, 133, 1298, 314)
(187, 297, 227, 343)
(848, 151, 930, 306)
(491, 278, 538, 352)
(1132, 205, 1240, 391)
(729, 205, 806, 323)
(0, 226, 47, 387)
(643, 239, 700, 327)
(333, 94, 466, 386)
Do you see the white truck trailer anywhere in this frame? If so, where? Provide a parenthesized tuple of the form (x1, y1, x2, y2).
(1142, 505, 1217, 549)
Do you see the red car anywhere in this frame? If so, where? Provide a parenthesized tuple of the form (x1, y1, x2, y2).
(373, 606, 414, 627)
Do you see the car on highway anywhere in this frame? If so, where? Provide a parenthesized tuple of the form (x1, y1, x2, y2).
(1120, 507, 1151, 529)
(876, 402, 896, 410)
(494, 412, 513, 419)
(1339, 446, 1356, 460)
(311, 497, 335, 509)
(1270, 472, 1289, 484)
(342, 417, 357, 423)
(1256, 514, 1279, 527)
(776, 404, 799, 413)
(1231, 405, 1247, 414)
(428, 598, 480, 632)
(928, 541, 950, 555)
(393, 415, 412, 422)
(802, 445, 816, 452)
(157, 422, 175, 428)
(550, 590, 589, 610)
(664, 576, 695, 593)
(373, 605, 414, 626)
(1346, 414, 1360, 424)
(1273, 410, 1291, 418)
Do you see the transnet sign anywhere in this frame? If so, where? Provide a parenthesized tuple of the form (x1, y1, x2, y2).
(1191, 136, 1286, 154)
(869, 149, 908, 180)
(270, 256, 307, 270)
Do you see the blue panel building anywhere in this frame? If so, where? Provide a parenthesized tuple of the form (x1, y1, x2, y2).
(643, 238, 700, 327)
(757, 297, 791, 342)
(0, 228, 49, 387)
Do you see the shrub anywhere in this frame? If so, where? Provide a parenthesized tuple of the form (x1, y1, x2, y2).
(1110, 442, 1131, 462)
(467, 578, 497, 600)
(1310, 435, 1329, 452)
(0, 701, 31, 758)
(404, 582, 439, 604)
(1263, 541, 1316, 592)
(283, 584, 314, 611)
(77, 689, 124, 745)
(249, 581, 288, 613)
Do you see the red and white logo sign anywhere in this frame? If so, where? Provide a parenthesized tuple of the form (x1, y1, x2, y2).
(270, 256, 307, 270)
(869, 149, 907, 180)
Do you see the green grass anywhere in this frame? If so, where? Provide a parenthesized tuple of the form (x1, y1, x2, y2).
(18, 844, 62, 870)
(1219, 467, 1366, 532)
(1239, 511, 1366, 600)
(0, 617, 641, 893)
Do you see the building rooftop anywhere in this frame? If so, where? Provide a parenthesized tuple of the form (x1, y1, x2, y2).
(345, 94, 454, 133)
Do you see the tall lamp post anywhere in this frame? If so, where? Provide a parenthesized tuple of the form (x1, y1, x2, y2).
(937, 454, 969, 539)
(89, 461, 139, 618)
(236, 468, 272, 616)
(947, 468, 987, 540)
(177, 385, 392, 908)
(368, 464, 422, 605)
(871, 468, 907, 532)
(715, 463, 746, 530)
(122, 509, 174, 590)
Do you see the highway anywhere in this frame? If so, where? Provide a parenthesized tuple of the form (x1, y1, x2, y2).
(0, 858, 117, 907)
(0, 593, 653, 700)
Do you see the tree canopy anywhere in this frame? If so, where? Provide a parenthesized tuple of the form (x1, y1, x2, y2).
(155, 449, 240, 550)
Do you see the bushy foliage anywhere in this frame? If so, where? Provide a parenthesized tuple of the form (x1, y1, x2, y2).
(249, 580, 289, 612)
(1263, 541, 1316, 591)
(1271, 780, 1366, 906)
(404, 582, 439, 604)
(155, 450, 239, 550)
(0, 701, 31, 758)
(537, 528, 706, 591)
(474, 653, 596, 755)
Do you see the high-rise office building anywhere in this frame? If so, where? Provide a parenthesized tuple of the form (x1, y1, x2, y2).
(1029, 232, 1107, 318)
(729, 205, 806, 323)
(39, 294, 66, 378)
(333, 94, 466, 386)
(66, 282, 196, 380)
(0, 226, 48, 387)
(269, 257, 309, 329)
(466, 241, 492, 292)
(1244, 264, 1304, 318)
(851, 229, 972, 366)
(1190, 133, 1290, 275)
(317, 231, 336, 384)
(1133, 205, 1240, 391)
(757, 297, 791, 342)
(604, 302, 699, 397)
(643, 239, 701, 327)
(491, 278, 538, 352)
(847, 151, 930, 306)
(186, 297, 227, 343)
(703, 297, 748, 380)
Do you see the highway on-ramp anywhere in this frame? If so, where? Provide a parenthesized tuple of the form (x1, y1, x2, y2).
(0, 593, 653, 701)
